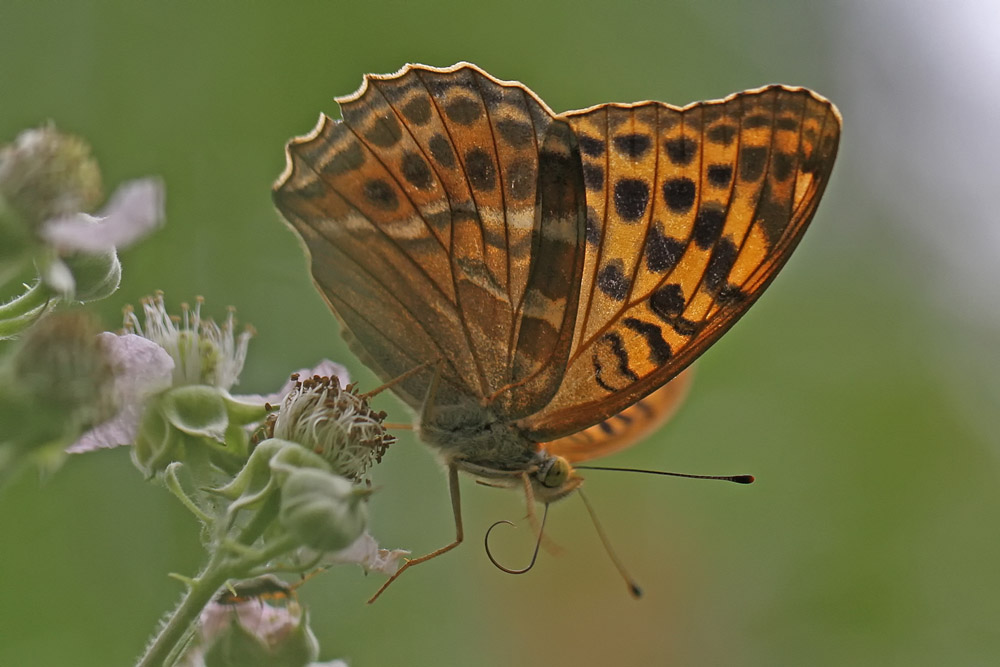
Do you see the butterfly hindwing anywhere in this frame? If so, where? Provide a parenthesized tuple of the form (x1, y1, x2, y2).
(520, 85, 841, 441)
(544, 369, 694, 463)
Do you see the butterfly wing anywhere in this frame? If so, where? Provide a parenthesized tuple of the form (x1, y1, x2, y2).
(273, 63, 586, 415)
(544, 369, 693, 463)
(520, 85, 841, 441)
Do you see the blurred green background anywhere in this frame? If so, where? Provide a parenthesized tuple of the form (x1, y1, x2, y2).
(3, 1, 999, 665)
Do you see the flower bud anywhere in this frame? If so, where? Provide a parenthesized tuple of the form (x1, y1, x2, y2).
(60, 247, 121, 302)
(278, 469, 370, 553)
(0, 310, 115, 475)
(0, 125, 101, 232)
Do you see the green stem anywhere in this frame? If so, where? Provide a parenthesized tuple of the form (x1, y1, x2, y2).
(135, 553, 230, 667)
(0, 281, 54, 338)
(135, 495, 288, 666)
(0, 280, 52, 319)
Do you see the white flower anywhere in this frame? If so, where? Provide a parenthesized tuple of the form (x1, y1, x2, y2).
(66, 332, 174, 452)
(125, 293, 252, 390)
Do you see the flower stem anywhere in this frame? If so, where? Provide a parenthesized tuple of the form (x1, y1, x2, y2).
(135, 496, 291, 666)
(135, 553, 230, 667)
(0, 281, 53, 337)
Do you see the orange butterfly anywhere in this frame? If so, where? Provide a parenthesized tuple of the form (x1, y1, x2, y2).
(272, 63, 840, 600)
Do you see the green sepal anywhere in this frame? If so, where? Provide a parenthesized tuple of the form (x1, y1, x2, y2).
(161, 385, 229, 442)
(278, 469, 370, 553)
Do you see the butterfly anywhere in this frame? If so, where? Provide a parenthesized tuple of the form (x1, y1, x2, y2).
(272, 62, 841, 599)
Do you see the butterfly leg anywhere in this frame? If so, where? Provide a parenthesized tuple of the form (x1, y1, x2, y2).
(360, 359, 437, 399)
(366, 463, 464, 604)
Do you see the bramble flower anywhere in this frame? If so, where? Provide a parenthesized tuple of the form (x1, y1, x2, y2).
(125, 293, 251, 390)
(264, 371, 395, 481)
(66, 294, 265, 481)
(0, 125, 164, 300)
(65, 332, 174, 453)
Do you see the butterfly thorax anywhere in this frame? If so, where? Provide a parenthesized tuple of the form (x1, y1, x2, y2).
(418, 402, 583, 503)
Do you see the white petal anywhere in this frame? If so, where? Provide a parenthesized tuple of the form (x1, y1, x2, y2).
(67, 334, 174, 453)
(66, 403, 141, 452)
(41, 178, 165, 252)
(248, 359, 351, 405)
(100, 332, 174, 400)
(326, 532, 409, 576)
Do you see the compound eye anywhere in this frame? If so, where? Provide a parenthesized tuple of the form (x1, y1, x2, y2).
(540, 456, 572, 489)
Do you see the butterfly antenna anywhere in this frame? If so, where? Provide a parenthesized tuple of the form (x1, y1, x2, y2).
(484, 504, 549, 575)
(578, 489, 642, 599)
(575, 465, 754, 484)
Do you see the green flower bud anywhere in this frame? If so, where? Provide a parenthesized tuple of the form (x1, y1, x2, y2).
(10, 310, 112, 414)
(0, 310, 114, 477)
(0, 125, 101, 231)
(194, 575, 319, 667)
(278, 469, 370, 553)
(60, 247, 121, 302)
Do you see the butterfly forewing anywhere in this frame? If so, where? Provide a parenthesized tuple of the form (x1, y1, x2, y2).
(275, 63, 593, 417)
(519, 86, 841, 441)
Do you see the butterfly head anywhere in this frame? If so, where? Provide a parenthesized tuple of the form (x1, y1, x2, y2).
(531, 452, 583, 503)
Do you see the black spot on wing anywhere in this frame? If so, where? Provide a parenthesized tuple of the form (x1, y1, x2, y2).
(707, 164, 733, 188)
(772, 151, 794, 182)
(363, 179, 398, 210)
(704, 238, 738, 292)
(583, 164, 604, 192)
(739, 146, 768, 182)
(613, 178, 650, 222)
(465, 148, 496, 192)
(401, 152, 433, 189)
(662, 177, 696, 213)
(623, 317, 672, 364)
(586, 206, 601, 245)
(613, 133, 651, 158)
(445, 97, 482, 125)
(644, 223, 685, 273)
(597, 261, 630, 301)
(707, 124, 737, 145)
(692, 204, 726, 249)
(664, 136, 697, 165)
(578, 134, 605, 157)
(429, 134, 456, 168)
(507, 158, 534, 201)
(401, 96, 432, 125)
(649, 283, 685, 318)
(496, 119, 534, 149)
(322, 141, 365, 176)
(365, 115, 403, 147)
